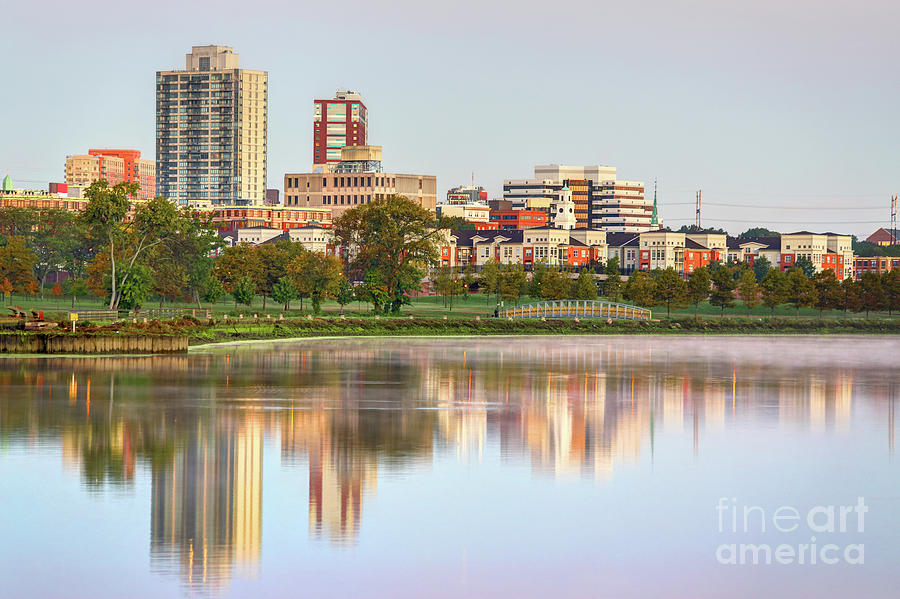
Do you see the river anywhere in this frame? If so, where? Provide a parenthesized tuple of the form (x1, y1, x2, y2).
(1, 336, 898, 598)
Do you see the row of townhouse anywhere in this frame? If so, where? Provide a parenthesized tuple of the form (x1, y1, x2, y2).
(853, 256, 899, 279)
(440, 228, 855, 279)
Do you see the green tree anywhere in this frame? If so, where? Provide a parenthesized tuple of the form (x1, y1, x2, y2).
(480, 259, 501, 304)
(840, 277, 862, 314)
(213, 244, 265, 295)
(794, 256, 816, 279)
(653, 267, 687, 317)
(461, 264, 476, 300)
(603, 256, 623, 301)
(540, 266, 570, 300)
(336, 277, 355, 313)
(739, 227, 779, 238)
(232, 275, 256, 307)
(529, 262, 547, 299)
(686, 266, 711, 317)
(434, 266, 455, 308)
(203, 277, 226, 305)
(117, 264, 153, 310)
(736, 269, 760, 314)
(858, 272, 886, 317)
(334, 195, 450, 314)
(882, 269, 900, 315)
(812, 270, 842, 317)
(709, 266, 736, 314)
(623, 271, 656, 307)
(786, 268, 815, 314)
(752, 256, 772, 282)
(271, 276, 299, 311)
(64, 278, 89, 308)
(498, 263, 527, 305)
(0, 236, 37, 292)
(570, 268, 598, 301)
(760, 269, 788, 314)
(288, 250, 343, 314)
(360, 269, 391, 313)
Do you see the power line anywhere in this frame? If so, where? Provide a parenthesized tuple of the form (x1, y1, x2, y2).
(664, 217, 890, 224)
(663, 201, 886, 210)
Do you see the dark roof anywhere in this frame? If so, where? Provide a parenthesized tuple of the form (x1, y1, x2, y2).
(260, 232, 291, 245)
(685, 239, 708, 250)
(452, 229, 523, 246)
(606, 232, 640, 247)
(569, 238, 587, 247)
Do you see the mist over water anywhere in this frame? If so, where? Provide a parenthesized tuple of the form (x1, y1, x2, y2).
(1, 336, 898, 598)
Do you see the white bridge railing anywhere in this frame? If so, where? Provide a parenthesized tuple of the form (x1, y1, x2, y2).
(503, 300, 651, 321)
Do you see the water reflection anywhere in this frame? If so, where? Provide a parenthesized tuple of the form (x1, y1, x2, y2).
(0, 337, 897, 594)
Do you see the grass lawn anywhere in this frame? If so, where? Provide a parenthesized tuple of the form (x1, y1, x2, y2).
(4, 292, 898, 322)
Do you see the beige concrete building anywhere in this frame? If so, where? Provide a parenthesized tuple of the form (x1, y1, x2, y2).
(283, 171, 437, 218)
(156, 45, 268, 206)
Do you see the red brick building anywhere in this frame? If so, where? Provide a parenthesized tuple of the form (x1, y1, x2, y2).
(313, 90, 367, 166)
(489, 209, 547, 230)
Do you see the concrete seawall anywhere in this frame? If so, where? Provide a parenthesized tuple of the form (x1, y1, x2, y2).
(0, 335, 189, 354)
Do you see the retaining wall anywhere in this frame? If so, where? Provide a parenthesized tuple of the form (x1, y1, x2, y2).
(0, 335, 189, 354)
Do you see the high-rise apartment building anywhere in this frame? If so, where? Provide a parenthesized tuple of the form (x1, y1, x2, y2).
(65, 149, 156, 200)
(156, 45, 268, 206)
(313, 90, 367, 167)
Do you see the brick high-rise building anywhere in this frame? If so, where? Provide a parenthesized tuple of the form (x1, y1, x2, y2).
(313, 90, 367, 168)
(156, 45, 268, 206)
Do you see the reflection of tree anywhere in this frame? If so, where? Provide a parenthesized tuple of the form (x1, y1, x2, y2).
(1, 340, 896, 589)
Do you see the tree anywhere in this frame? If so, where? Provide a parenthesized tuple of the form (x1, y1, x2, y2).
(359, 269, 391, 313)
(540, 267, 570, 301)
(882, 270, 900, 316)
(570, 268, 598, 301)
(686, 266, 711, 317)
(434, 266, 455, 308)
(151, 212, 223, 308)
(653, 267, 686, 317)
(858, 272, 886, 317)
(336, 277, 355, 313)
(51, 283, 63, 297)
(603, 256, 623, 301)
(840, 278, 862, 314)
(752, 256, 772, 282)
(287, 250, 343, 314)
(736, 269, 760, 314)
(0, 236, 37, 292)
(786, 268, 815, 314)
(271, 276, 299, 311)
(794, 256, 816, 279)
(623, 271, 656, 307)
(812, 270, 842, 317)
(498, 263, 527, 305)
(709, 267, 736, 314)
(760, 269, 788, 314)
(334, 195, 450, 314)
(117, 264, 152, 310)
(80, 180, 136, 308)
(0, 278, 11, 304)
(64, 278, 89, 308)
(529, 262, 547, 299)
(213, 244, 265, 296)
(232, 275, 256, 308)
(461, 264, 476, 300)
(29, 209, 87, 297)
(203, 277, 225, 305)
(739, 227, 779, 238)
(480, 259, 501, 304)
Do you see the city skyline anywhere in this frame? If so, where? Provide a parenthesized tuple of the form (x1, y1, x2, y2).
(1, 0, 898, 234)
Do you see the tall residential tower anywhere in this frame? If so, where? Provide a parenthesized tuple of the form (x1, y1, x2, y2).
(156, 45, 268, 206)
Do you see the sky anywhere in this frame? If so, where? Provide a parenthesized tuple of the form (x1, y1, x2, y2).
(1, 0, 898, 236)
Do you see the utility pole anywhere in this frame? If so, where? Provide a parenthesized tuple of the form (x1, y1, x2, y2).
(695, 189, 702, 229)
(892, 194, 898, 246)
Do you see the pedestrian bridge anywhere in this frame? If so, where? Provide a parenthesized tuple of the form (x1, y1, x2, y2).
(503, 300, 652, 321)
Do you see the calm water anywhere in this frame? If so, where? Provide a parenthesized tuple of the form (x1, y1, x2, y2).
(1, 336, 898, 598)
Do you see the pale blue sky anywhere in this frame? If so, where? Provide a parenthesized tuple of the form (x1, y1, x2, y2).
(1, 0, 898, 235)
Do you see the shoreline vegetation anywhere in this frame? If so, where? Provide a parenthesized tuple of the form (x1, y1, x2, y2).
(1, 316, 899, 354)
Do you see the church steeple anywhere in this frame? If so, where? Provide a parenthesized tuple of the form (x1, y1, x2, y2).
(650, 179, 659, 228)
(2, 173, 12, 192)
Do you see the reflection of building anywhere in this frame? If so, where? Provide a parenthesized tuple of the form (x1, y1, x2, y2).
(150, 416, 263, 590)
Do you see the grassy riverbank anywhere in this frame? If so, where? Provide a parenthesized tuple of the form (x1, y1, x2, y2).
(3, 316, 894, 350)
